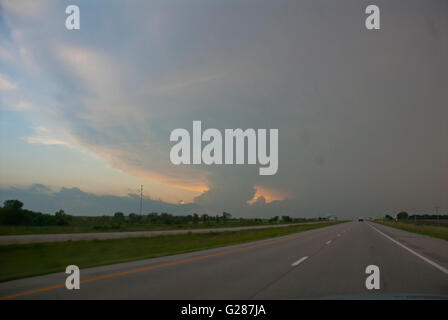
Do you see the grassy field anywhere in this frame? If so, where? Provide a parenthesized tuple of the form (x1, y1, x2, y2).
(0, 220, 310, 236)
(0, 221, 343, 282)
(375, 220, 448, 241)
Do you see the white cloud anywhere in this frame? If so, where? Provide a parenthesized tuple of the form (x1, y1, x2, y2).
(13, 100, 33, 111)
(0, 0, 50, 19)
(25, 126, 70, 147)
(26, 136, 69, 146)
(0, 73, 17, 90)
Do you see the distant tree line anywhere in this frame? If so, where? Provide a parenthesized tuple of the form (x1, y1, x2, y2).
(0, 200, 72, 226)
(384, 211, 448, 221)
(0, 199, 309, 227)
(107, 212, 305, 225)
(109, 212, 301, 225)
(109, 211, 235, 225)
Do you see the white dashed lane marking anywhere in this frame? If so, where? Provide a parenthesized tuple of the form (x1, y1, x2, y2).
(291, 256, 309, 267)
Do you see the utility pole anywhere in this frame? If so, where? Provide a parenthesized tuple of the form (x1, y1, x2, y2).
(435, 206, 439, 226)
(140, 185, 143, 215)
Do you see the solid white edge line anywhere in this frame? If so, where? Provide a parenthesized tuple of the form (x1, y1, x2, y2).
(291, 256, 309, 267)
(367, 222, 448, 275)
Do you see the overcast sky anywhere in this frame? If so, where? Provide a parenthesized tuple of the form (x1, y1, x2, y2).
(0, 0, 447, 218)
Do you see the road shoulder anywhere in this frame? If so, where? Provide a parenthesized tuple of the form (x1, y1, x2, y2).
(369, 222, 448, 270)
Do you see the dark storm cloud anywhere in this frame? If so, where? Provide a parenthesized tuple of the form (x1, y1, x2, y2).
(1, 0, 447, 218)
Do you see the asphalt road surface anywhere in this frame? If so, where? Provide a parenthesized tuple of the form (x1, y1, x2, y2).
(0, 223, 308, 245)
(0, 221, 447, 299)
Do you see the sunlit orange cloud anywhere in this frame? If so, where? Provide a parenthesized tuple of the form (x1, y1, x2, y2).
(103, 164, 209, 204)
(69, 136, 209, 203)
(130, 168, 209, 194)
(247, 185, 291, 205)
(125, 171, 208, 205)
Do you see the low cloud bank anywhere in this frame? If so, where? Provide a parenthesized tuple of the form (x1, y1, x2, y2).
(0, 184, 200, 216)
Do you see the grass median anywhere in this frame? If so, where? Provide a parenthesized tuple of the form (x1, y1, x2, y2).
(374, 220, 448, 241)
(0, 221, 307, 235)
(0, 221, 343, 282)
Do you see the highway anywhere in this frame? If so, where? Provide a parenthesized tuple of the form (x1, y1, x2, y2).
(0, 223, 307, 245)
(0, 221, 447, 299)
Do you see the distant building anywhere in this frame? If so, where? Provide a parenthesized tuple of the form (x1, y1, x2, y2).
(325, 215, 338, 221)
